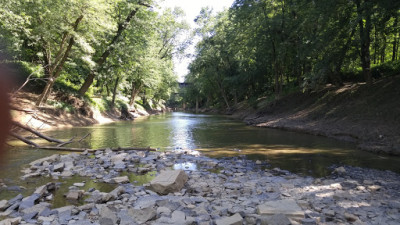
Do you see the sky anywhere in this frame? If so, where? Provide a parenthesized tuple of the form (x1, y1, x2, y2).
(158, 0, 234, 82)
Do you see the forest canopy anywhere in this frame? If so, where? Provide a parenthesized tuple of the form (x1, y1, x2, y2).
(184, 0, 400, 110)
(0, 0, 188, 110)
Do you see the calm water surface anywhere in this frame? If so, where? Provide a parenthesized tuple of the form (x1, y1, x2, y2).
(2, 112, 400, 204)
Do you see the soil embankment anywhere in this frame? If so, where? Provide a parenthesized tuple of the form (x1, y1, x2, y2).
(10, 92, 117, 131)
(233, 76, 400, 155)
(10, 92, 155, 132)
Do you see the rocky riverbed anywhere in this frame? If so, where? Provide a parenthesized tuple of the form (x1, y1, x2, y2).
(0, 149, 399, 225)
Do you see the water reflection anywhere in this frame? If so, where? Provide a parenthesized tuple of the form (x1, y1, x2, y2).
(173, 162, 198, 171)
(169, 113, 197, 150)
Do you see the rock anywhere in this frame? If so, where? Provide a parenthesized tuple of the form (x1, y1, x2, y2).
(34, 185, 47, 197)
(55, 206, 74, 224)
(157, 207, 171, 216)
(21, 202, 51, 215)
(323, 209, 335, 217)
(8, 194, 23, 205)
(73, 183, 85, 187)
(0, 217, 21, 225)
(129, 207, 156, 224)
(98, 205, 118, 225)
(108, 186, 125, 200)
(334, 167, 346, 174)
(259, 214, 292, 225)
(22, 211, 38, 221)
(29, 154, 59, 166)
(61, 171, 74, 177)
(53, 162, 65, 172)
(215, 213, 243, 225)
(21, 172, 41, 179)
(0, 200, 9, 211)
(66, 190, 83, 201)
(19, 193, 40, 211)
(257, 199, 304, 220)
(368, 185, 382, 192)
(111, 153, 128, 162)
(113, 162, 126, 170)
(149, 170, 188, 195)
(301, 218, 318, 225)
(113, 176, 130, 184)
(344, 213, 358, 222)
(171, 210, 186, 223)
(37, 215, 55, 223)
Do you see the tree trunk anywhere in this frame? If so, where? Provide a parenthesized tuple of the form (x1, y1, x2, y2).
(217, 81, 230, 110)
(357, 0, 372, 85)
(78, 7, 142, 96)
(393, 14, 398, 61)
(333, 28, 356, 86)
(381, 35, 387, 63)
(374, 25, 377, 64)
(195, 97, 199, 113)
(36, 15, 83, 106)
(129, 82, 142, 107)
(111, 77, 120, 108)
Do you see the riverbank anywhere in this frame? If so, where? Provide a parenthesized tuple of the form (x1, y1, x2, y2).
(232, 76, 400, 156)
(10, 92, 161, 131)
(0, 149, 399, 224)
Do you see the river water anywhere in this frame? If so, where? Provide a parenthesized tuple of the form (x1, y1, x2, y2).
(1, 112, 400, 204)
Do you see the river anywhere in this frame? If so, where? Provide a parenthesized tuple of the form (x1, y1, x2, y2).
(2, 112, 400, 205)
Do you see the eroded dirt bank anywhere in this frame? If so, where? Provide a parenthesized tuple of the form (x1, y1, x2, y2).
(233, 76, 400, 155)
(10, 92, 157, 132)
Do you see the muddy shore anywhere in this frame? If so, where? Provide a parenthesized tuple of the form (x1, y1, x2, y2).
(231, 77, 400, 156)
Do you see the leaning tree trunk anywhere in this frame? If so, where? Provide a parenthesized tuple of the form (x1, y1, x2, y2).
(36, 15, 83, 106)
(129, 82, 142, 107)
(78, 7, 142, 96)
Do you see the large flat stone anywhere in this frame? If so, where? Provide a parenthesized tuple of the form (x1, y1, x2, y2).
(113, 176, 130, 184)
(149, 170, 188, 195)
(215, 213, 243, 225)
(257, 199, 304, 220)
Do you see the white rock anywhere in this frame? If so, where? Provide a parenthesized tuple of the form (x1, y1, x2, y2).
(149, 170, 188, 195)
(257, 199, 304, 220)
(113, 176, 130, 184)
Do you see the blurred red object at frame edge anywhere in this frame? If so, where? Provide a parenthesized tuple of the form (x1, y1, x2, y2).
(0, 75, 12, 157)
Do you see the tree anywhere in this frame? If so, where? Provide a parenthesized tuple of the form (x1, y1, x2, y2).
(78, 0, 152, 96)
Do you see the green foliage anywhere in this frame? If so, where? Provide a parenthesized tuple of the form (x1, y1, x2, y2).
(0, 0, 186, 109)
(47, 100, 75, 113)
(183, 0, 400, 110)
(371, 61, 400, 78)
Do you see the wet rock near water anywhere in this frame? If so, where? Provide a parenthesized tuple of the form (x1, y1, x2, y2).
(0, 149, 399, 224)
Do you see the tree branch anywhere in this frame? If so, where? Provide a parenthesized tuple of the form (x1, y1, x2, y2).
(12, 121, 64, 144)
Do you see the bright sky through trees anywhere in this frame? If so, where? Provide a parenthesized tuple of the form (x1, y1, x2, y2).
(159, 0, 234, 82)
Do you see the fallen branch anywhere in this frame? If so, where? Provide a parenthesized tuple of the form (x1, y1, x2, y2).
(12, 121, 64, 144)
(78, 132, 92, 143)
(10, 106, 36, 113)
(37, 146, 156, 152)
(56, 136, 76, 147)
(9, 132, 39, 148)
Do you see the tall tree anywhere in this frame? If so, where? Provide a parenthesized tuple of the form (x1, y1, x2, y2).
(78, 1, 152, 96)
